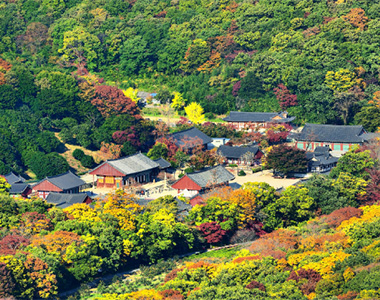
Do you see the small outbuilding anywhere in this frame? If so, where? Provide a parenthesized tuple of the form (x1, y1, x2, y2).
(171, 165, 235, 197)
(46, 192, 92, 209)
(167, 127, 212, 153)
(218, 145, 263, 165)
(307, 146, 339, 173)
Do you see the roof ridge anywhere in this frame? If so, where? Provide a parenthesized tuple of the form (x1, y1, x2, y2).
(305, 123, 363, 128)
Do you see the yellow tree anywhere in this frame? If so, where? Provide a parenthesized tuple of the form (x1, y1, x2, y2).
(0, 177, 10, 195)
(325, 69, 356, 93)
(170, 91, 186, 111)
(123, 87, 140, 104)
(185, 102, 205, 124)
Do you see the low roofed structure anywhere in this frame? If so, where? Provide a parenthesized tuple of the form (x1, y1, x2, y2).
(46, 192, 92, 209)
(167, 127, 212, 152)
(306, 146, 339, 173)
(3, 172, 25, 185)
(32, 171, 86, 199)
(218, 145, 263, 165)
(172, 165, 235, 197)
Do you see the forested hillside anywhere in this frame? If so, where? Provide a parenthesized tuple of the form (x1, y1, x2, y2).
(1, 0, 380, 175)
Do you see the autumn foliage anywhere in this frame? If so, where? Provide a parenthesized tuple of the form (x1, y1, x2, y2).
(92, 85, 141, 118)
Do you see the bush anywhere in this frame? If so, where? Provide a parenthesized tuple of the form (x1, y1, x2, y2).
(205, 112, 215, 120)
(252, 167, 262, 173)
(178, 173, 184, 178)
(184, 167, 194, 174)
(73, 149, 85, 160)
(238, 170, 246, 176)
(229, 164, 238, 167)
(80, 155, 95, 168)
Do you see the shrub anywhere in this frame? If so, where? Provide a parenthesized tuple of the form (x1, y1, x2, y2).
(178, 173, 184, 178)
(205, 112, 215, 120)
(238, 170, 246, 176)
(73, 149, 85, 160)
(184, 167, 194, 174)
(80, 155, 95, 168)
(229, 164, 238, 167)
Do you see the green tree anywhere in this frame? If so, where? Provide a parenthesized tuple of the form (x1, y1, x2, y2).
(58, 27, 101, 70)
(147, 143, 168, 160)
(330, 148, 376, 179)
(263, 186, 315, 230)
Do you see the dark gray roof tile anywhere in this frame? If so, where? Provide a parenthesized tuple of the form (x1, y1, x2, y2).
(168, 127, 212, 148)
(297, 124, 365, 143)
(153, 158, 171, 169)
(9, 183, 30, 194)
(3, 172, 25, 185)
(46, 192, 90, 208)
(218, 145, 260, 159)
(224, 111, 294, 123)
(186, 165, 235, 188)
(45, 171, 86, 190)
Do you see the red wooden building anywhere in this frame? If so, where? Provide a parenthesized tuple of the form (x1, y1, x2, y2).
(294, 124, 369, 152)
(172, 165, 235, 197)
(32, 171, 86, 199)
(223, 111, 295, 130)
(89, 153, 160, 189)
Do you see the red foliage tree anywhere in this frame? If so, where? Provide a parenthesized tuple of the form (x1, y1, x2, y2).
(112, 126, 141, 148)
(273, 84, 298, 109)
(287, 268, 322, 295)
(232, 80, 241, 96)
(159, 289, 184, 300)
(0, 235, 30, 255)
(157, 137, 179, 160)
(164, 267, 184, 283)
(198, 221, 227, 244)
(92, 85, 141, 118)
(245, 280, 266, 291)
(0, 263, 15, 298)
(362, 168, 380, 205)
(189, 150, 219, 170)
(0, 58, 12, 85)
(321, 207, 363, 228)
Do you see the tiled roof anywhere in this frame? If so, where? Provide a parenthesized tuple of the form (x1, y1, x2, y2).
(218, 145, 260, 159)
(168, 127, 212, 148)
(45, 171, 86, 190)
(296, 124, 366, 143)
(3, 172, 25, 185)
(307, 147, 339, 167)
(223, 111, 295, 122)
(106, 153, 159, 176)
(186, 165, 235, 188)
(153, 158, 171, 169)
(9, 183, 30, 194)
(46, 192, 90, 209)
